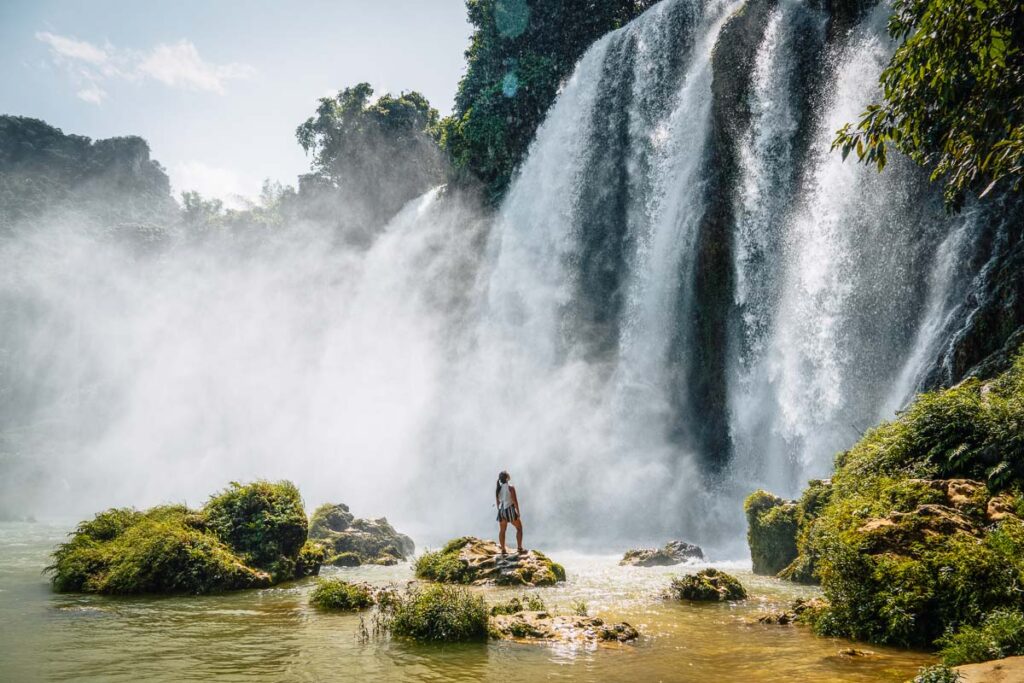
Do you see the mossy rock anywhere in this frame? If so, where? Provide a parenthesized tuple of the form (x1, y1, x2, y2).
(620, 540, 704, 567)
(744, 490, 799, 575)
(775, 345, 1024, 649)
(308, 503, 414, 564)
(327, 551, 362, 567)
(669, 568, 747, 602)
(309, 577, 374, 610)
(48, 480, 320, 595)
(415, 537, 565, 587)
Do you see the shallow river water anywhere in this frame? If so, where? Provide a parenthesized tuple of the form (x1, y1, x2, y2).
(0, 523, 934, 682)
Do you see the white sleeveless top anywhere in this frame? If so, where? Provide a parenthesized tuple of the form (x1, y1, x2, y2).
(497, 482, 513, 509)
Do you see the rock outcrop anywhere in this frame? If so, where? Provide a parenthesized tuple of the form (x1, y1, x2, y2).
(668, 568, 747, 602)
(416, 537, 566, 587)
(308, 503, 415, 565)
(620, 540, 704, 566)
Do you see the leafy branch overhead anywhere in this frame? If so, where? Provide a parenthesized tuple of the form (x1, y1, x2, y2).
(834, 0, 1024, 209)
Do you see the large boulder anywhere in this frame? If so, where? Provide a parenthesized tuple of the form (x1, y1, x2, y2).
(309, 503, 415, 565)
(47, 480, 322, 595)
(415, 537, 566, 587)
(744, 490, 799, 575)
(620, 540, 704, 567)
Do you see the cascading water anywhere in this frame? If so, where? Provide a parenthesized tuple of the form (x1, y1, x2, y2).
(1, 0, 1018, 555)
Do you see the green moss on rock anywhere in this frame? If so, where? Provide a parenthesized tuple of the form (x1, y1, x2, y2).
(415, 537, 565, 587)
(744, 490, 799, 575)
(48, 480, 321, 595)
(309, 577, 374, 610)
(769, 346, 1024, 650)
(327, 551, 362, 567)
(669, 568, 747, 602)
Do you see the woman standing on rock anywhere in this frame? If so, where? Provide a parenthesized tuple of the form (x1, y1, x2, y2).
(495, 471, 524, 555)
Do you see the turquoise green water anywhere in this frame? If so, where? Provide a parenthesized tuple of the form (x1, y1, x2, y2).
(0, 523, 934, 682)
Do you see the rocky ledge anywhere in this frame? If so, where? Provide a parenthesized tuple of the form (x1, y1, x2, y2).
(416, 537, 566, 587)
(620, 540, 704, 566)
(309, 503, 415, 566)
(954, 655, 1024, 683)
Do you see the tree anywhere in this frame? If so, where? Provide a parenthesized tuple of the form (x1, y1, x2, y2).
(294, 84, 443, 235)
(439, 0, 657, 204)
(834, 0, 1024, 209)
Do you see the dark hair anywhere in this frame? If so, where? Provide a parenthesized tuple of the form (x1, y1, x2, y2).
(495, 471, 510, 499)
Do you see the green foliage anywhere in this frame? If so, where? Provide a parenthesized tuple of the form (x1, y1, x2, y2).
(387, 584, 489, 642)
(744, 490, 799, 575)
(47, 505, 270, 594)
(294, 83, 443, 230)
(415, 548, 474, 584)
(938, 609, 1024, 666)
(0, 115, 177, 232)
(440, 0, 656, 203)
(777, 346, 1024, 648)
(307, 502, 414, 564)
(913, 664, 963, 683)
(48, 480, 320, 595)
(203, 481, 308, 571)
(309, 578, 374, 610)
(669, 568, 747, 602)
(833, 0, 1024, 208)
(570, 599, 588, 616)
(488, 593, 546, 615)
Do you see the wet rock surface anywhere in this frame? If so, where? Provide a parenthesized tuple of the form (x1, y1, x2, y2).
(490, 610, 639, 645)
(620, 540, 704, 566)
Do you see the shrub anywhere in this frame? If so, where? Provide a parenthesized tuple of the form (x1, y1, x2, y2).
(48, 480, 317, 594)
(203, 481, 308, 570)
(744, 490, 799, 575)
(570, 599, 588, 616)
(387, 584, 488, 642)
(48, 505, 270, 594)
(938, 609, 1024, 665)
(309, 578, 373, 610)
(489, 593, 546, 616)
(913, 664, 962, 683)
(669, 569, 746, 602)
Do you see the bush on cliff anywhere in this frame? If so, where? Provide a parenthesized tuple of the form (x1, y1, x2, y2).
(48, 480, 321, 594)
(762, 347, 1024, 650)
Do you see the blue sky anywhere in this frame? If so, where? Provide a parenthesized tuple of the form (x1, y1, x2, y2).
(0, 1, 471, 206)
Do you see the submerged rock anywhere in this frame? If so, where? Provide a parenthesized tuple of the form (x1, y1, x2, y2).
(954, 655, 1024, 683)
(308, 503, 415, 565)
(47, 480, 321, 595)
(620, 540, 704, 566)
(669, 568, 747, 602)
(415, 537, 566, 587)
(490, 610, 639, 645)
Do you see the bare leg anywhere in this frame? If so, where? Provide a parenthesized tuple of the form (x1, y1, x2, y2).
(498, 520, 508, 553)
(512, 519, 523, 552)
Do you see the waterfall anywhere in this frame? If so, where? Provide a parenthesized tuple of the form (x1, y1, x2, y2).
(2, 0, 1016, 553)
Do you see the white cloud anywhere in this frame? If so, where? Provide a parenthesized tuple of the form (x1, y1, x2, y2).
(76, 85, 107, 104)
(171, 161, 253, 209)
(35, 31, 109, 65)
(138, 41, 255, 94)
(36, 31, 255, 103)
